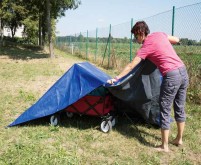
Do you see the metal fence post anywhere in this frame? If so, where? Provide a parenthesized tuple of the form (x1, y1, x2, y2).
(130, 18, 133, 62)
(108, 24, 111, 67)
(172, 6, 175, 36)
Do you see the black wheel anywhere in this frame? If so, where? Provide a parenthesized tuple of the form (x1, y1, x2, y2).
(66, 112, 74, 118)
(50, 115, 59, 126)
(111, 117, 116, 127)
(100, 120, 112, 133)
(108, 116, 117, 127)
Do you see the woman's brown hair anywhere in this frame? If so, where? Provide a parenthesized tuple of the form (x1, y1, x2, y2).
(131, 21, 150, 37)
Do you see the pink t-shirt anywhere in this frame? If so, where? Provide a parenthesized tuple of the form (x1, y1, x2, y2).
(136, 32, 184, 76)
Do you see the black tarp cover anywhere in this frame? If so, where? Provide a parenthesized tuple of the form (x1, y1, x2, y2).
(106, 60, 162, 125)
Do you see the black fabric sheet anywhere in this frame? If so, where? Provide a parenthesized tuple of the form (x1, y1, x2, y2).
(106, 60, 161, 125)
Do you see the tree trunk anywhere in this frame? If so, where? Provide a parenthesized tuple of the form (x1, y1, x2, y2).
(46, 0, 54, 58)
(42, 26, 45, 46)
(0, 18, 3, 45)
(38, 14, 42, 46)
(0, 2, 2, 45)
(11, 26, 16, 38)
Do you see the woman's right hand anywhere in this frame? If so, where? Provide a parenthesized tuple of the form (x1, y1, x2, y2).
(107, 78, 117, 84)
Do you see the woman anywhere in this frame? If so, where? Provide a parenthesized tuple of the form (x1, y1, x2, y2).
(107, 21, 189, 152)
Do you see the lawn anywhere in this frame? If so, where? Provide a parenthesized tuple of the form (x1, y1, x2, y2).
(0, 45, 200, 165)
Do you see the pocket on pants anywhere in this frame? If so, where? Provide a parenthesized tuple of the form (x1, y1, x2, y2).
(161, 76, 180, 96)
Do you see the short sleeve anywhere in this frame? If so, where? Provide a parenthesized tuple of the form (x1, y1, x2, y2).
(136, 46, 148, 59)
(136, 37, 154, 59)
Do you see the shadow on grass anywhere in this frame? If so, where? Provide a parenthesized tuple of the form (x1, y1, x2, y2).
(0, 45, 49, 60)
(10, 112, 160, 147)
(13, 114, 106, 131)
(114, 115, 161, 147)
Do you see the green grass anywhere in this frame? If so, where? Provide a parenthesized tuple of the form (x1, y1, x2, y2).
(58, 42, 201, 104)
(0, 45, 201, 164)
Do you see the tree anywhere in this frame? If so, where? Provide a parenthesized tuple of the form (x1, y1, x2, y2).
(0, 0, 27, 38)
(0, 0, 3, 44)
(27, 0, 81, 57)
(18, 0, 45, 45)
(46, 0, 81, 58)
(180, 38, 198, 46)
(0, 0, 81, 58)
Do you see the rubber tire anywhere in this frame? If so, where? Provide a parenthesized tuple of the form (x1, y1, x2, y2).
(50, 115, 59, 126)
(100, 120, 112, 133)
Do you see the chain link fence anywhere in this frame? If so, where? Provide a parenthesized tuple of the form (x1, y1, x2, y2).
(56, 3, 201, 68)
(55, 2, 201, 104)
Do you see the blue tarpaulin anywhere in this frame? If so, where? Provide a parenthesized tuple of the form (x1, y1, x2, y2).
(9, 60, 162, 127)
(9, 62, 111, 127)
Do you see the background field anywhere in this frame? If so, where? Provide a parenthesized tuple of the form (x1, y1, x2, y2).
(56, 41, 201, 105)
(0, 45, 201, 165)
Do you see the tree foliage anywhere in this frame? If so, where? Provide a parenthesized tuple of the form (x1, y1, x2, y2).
(0, 0, 27, 38)
(0, 0, 81, 57)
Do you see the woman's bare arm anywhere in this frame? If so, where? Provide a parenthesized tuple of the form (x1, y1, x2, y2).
(116, 56, 142, 79)
(107, 56, 142, 84)
(168, 35, 180, 44)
